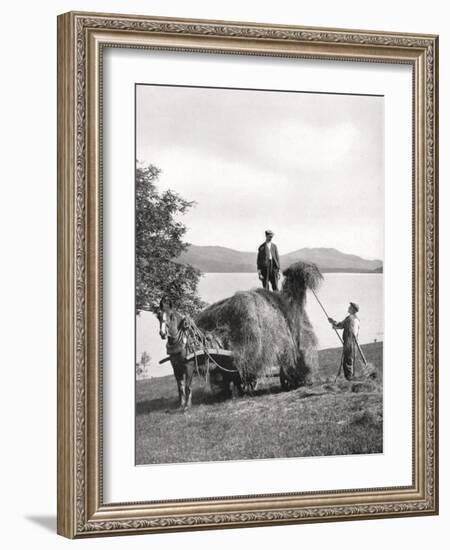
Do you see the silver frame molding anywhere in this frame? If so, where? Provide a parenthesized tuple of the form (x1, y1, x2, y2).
(57, 11, 439, 538)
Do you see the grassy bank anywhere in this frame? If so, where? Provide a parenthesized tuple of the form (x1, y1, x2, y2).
(136, 342, 383, 464)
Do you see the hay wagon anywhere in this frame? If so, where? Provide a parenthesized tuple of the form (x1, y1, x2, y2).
(159, 347, 281, 394)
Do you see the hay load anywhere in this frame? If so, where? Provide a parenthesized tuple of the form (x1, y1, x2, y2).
(196, 261, 323, 389)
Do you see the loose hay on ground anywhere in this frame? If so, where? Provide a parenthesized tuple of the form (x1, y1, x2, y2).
(351, 380, 378, 393)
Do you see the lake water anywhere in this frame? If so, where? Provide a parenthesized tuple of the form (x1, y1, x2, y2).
(137, 272, 383, 377)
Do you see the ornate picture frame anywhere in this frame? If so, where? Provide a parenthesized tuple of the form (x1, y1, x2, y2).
(57, 11, 438, 538)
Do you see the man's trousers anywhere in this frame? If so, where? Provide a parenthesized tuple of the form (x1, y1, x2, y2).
(261, 260, 279, 291)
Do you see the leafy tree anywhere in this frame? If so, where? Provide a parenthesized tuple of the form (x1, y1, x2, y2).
(136, 162, 205, 316)
(136, 351, 151, 378)
(140, 351, 151, 371)
(136, 362, 143, 377)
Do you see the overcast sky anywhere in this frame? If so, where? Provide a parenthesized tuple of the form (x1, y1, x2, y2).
(137, 84, 384, 260)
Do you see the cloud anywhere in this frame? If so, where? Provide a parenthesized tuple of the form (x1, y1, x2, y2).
(137, 85, 384, 258)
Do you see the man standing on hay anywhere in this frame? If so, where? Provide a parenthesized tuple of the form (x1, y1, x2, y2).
(328, 302, 360, 381)
(257, 229, 281, 291)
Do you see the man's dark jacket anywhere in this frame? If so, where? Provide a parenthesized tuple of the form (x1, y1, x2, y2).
(257, 242, 280, 271)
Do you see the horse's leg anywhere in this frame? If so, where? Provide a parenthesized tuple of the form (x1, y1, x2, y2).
(178, 377, 186, 409)
(171, 356, 186, 408)
(184, 361, 195, 408)
(174, 374, 185, 408)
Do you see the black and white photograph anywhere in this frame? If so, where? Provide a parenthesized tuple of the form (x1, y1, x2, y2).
(1, 0, 443, 544)
(135, 83, 384, 465)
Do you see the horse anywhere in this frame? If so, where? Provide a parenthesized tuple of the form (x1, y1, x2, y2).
(158, 301, 248, 407)
(157, 303, 195, 410)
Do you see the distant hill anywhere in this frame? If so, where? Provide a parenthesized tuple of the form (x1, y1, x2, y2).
(281, 247, 382, 273)
(176, 245, 255, 273)
(176, 245, 382, 273)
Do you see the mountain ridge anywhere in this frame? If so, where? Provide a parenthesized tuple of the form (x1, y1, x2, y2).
(176, 244, 383, 273)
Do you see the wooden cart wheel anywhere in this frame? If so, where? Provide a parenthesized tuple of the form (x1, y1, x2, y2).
(280, 369, 290, 391)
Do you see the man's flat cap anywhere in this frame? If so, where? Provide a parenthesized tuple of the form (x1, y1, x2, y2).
(265, 229, 274, 236)
(349, 301, 360, 312)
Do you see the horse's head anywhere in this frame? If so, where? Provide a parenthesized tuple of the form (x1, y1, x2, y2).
(157, 309, 168, 340)
(158, 296, 175, 339)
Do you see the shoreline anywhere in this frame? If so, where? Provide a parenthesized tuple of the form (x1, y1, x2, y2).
(139, 341, 383, 381)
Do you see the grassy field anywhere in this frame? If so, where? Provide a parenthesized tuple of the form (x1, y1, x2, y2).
(136, 342, 383, 464)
